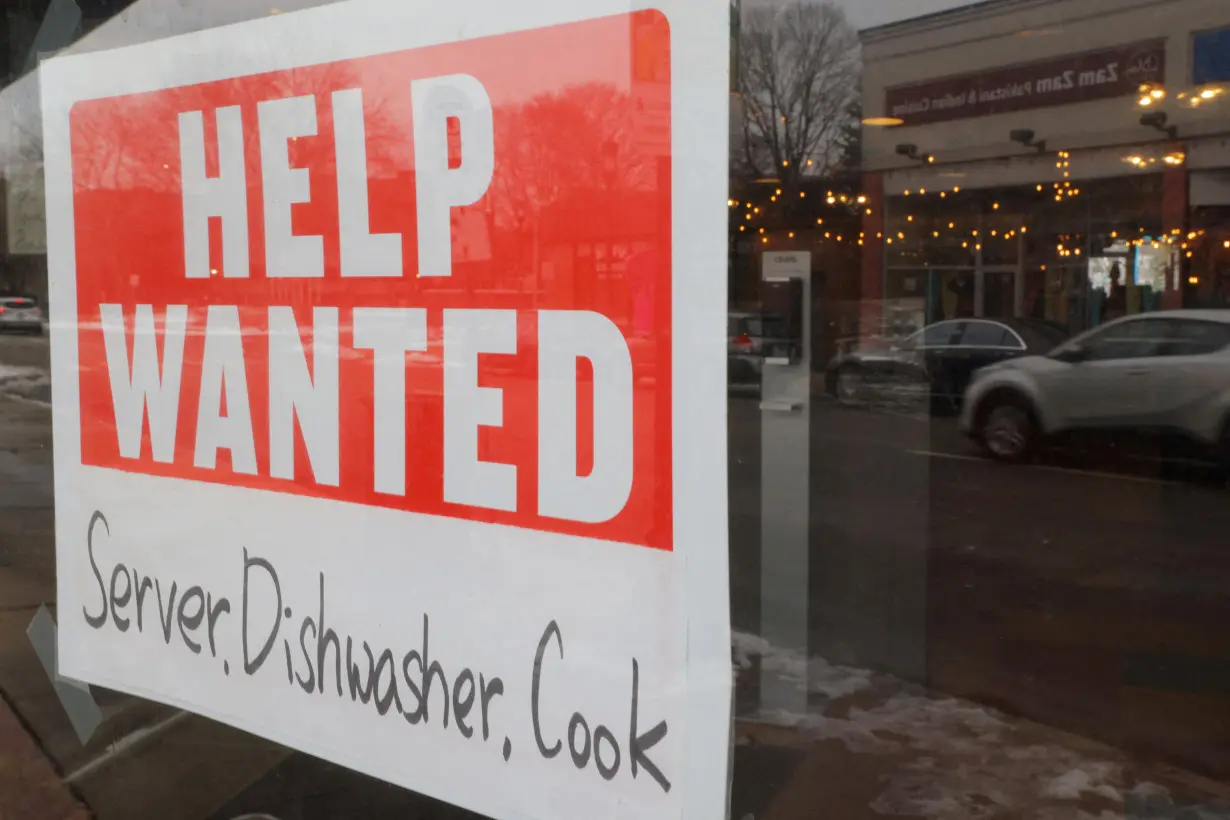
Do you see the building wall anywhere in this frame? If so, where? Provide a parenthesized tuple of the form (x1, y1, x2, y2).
(861, 0, 1230, 176)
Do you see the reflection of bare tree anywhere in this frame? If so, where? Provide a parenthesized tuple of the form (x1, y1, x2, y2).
(70, 60, 401, 193)
(3, 84, 47, 255)
(737, 0, 858, 183)
(488, 82, 649, 236)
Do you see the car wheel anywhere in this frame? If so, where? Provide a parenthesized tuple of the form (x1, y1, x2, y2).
(835, 364, 863, 404)
(979, 402, 1036, 462)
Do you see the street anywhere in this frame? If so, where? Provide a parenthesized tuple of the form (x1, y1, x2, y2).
(5, 329, 1230, 818)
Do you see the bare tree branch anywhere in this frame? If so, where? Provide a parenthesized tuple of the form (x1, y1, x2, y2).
(736, 0, 859, 184)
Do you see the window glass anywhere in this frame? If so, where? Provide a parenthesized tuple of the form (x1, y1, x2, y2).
(1082, 318, 1171, 360)
(959, 321, 1011, 347)
(919, 321, 963, 346)
(7, 1, 1230, 820)
(1161, 319, 1230, 356)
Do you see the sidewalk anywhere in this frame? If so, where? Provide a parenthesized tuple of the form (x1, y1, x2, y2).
(0, 379, 289, 820)
(732, 631, 1230, 820)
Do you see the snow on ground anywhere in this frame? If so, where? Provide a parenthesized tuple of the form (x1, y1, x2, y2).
(733, 630, 1230, 819)
(732, 630, 874, 701)
(0, 363, 50, 405)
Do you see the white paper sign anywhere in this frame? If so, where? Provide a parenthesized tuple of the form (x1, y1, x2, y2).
(40, 1, 732, 818)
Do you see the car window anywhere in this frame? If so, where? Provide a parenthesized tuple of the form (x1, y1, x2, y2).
(959, 321, 1015, 348)
(1158, 319, 1230, 356)
(1082, 318, 1172, 361)
(1016, 324, 1067, 353)
(919, 321, 963, 347)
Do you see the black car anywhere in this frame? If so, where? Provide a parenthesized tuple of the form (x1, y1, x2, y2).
(728, 310, 799, 388)
(825, 318, 1069, 413)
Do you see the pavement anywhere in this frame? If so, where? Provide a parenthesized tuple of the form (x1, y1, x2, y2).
(6, 330, 1230, 818)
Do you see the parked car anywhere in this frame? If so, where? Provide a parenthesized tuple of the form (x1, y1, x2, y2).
(0, 296, 43, 334)
(962, 310, 1230, 464)
(729, 310, 798, 387)
(826, 318, 1068, 413)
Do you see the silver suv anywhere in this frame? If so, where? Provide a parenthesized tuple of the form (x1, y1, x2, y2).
(961, 311, 1230, 464)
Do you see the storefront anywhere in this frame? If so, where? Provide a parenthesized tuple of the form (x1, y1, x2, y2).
(859, 0, 1230, 337)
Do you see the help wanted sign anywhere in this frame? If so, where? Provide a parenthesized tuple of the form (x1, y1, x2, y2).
(40, 0, 730, 818)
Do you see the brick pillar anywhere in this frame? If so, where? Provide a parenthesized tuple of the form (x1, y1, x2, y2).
(1162, 150, 1188, 310)
(860, 170, 885, 340)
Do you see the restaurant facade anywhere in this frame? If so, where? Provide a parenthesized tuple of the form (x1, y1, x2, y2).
(859, 0, 1230, 339)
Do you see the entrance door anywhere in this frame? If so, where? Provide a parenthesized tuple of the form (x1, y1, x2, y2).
(981, 266, 1017, 319)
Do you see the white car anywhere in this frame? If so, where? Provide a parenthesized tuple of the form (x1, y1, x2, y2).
(0, 296, 43, 334)
(961, 310, 1230, 464)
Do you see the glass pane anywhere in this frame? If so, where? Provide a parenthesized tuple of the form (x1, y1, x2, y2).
(1085, 319, 1170, 359)
(959, 321, 1010, 348)
(1164, 319, 1230, 355)
(6, 1, 1230, 820)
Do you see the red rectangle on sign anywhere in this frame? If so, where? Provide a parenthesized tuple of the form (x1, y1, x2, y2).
(69, 12, 673, 550)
